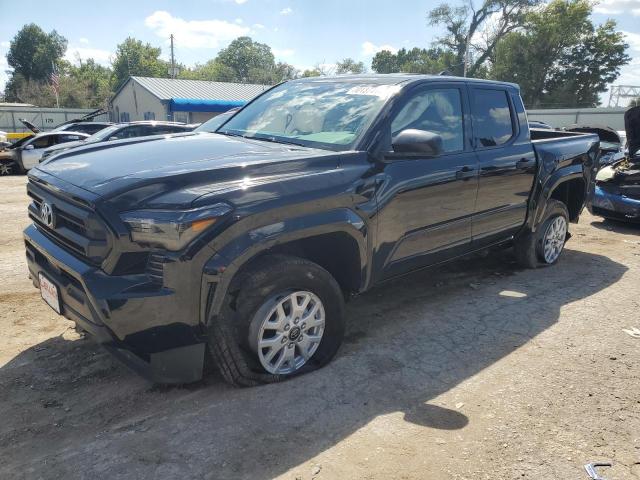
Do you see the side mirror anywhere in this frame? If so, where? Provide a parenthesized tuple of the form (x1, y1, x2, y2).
(24, 144, 35, 150)
(392, 129, 443, 156)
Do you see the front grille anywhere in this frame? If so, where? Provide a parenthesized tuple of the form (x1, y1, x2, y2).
(27, 179, 112, 265)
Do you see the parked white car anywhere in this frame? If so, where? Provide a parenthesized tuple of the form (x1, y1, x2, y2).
(0, 131, 89, 175)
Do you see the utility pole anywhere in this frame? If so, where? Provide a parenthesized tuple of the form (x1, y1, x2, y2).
(170, 34, 177, 79)
(463, 35, 470, 78)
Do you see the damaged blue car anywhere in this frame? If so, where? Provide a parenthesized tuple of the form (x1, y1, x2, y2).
(589, 106, 640, 223)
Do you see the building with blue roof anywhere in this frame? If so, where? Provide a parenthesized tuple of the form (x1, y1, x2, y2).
(110, 76, 270, 125)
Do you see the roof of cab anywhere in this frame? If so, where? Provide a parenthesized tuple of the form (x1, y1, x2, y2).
(292, 73, 519, 89)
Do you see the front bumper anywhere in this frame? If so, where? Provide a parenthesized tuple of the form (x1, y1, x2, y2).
(588, 185, 640, 222)
(24, 224, 206, 383)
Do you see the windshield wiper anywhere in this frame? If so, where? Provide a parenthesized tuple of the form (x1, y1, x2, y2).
(248, 135, 305, 148)
(218, 130, 245, 138)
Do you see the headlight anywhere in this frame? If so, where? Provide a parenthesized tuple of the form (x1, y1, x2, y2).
(120, 203, 232, 251)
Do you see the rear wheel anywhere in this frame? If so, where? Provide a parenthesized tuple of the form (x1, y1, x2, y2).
(514, 200, 569, 268)
(208, 254, 345, 387)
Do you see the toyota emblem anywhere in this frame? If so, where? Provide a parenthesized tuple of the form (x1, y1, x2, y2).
(40, 202, 54, 228)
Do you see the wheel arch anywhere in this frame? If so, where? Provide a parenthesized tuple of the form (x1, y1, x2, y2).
(201, 208, 369, 324)
(531, 167, 586, 230)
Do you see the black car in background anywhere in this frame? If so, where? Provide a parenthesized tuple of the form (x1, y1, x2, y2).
(52, 122, 114, 135)
(41, 121, 194, 160)
(194, 107, 241, 133)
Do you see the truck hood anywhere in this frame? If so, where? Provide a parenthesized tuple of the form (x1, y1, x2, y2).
(35, 132, 342, 207)
(564, 124, 621, 149)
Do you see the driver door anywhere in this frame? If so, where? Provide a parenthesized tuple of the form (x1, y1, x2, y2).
(374, 83, 479, 280)
(21, 135, 53, 169)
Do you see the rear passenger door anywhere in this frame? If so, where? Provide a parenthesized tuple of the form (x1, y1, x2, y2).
(470, 87, 536, 245)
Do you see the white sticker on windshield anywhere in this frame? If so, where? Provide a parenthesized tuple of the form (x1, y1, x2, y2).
(347, 85, 400, 97)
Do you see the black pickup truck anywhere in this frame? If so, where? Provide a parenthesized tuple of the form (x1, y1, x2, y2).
(24, 75, 599, 386)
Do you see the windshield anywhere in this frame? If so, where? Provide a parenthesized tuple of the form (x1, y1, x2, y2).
(84, 125, 121, 143)
(9, 135, 34, 149)
(218, 81, 398, 150)
(195, 112, 235, 133)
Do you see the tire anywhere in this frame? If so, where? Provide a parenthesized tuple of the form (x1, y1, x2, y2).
(0, 161, 15, 176)
(208, 254, 345, 387)
(514, 200, 570, 268)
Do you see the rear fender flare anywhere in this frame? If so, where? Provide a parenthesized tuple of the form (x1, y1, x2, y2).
(200, 208, 368, 323)
(530, 165, 584, 231)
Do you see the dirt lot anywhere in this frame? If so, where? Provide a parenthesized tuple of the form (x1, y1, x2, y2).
(1, 174, 639, 480)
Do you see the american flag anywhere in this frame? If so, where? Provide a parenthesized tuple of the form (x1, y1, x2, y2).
(49, 65, 59, 92)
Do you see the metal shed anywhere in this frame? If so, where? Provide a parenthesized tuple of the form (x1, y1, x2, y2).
(109, 76, 270, 124)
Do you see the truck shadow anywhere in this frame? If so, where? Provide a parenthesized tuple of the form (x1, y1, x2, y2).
(0, 248, 627, 479)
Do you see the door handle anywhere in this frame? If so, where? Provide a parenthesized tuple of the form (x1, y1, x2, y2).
(516, 158, 533, 169)
(455, 166, 475, 180)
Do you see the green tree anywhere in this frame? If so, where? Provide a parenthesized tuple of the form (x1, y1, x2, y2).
(371, 47, 457, 74)
(215, 37, 276, 83)
(179, 59, 236, 82)
(7, 23, 67, 81)
(335, 58, 366, 74)
(65, 59, 113, 108)
(273, 62, 298, 82)
(300, 69, 322, 78)
(371, 50, 400, 73)
(492, 0, 629, 107)
(428, 0, 539, 77)
(112, 37, 168, 89)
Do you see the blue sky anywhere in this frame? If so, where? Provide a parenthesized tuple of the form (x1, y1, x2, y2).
(1, 0, 639, 104)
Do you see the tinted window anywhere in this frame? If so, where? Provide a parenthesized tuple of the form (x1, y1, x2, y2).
(108, 126, 146, 140)
(120, 112, 130, 122)
(144, 112, 156, 120)
(60, 134, 84, 142)
(31, 136, 52, 149)
(73, 124, 108, 134)
(391, 88, 464, 153)
(152, 125, 188, 134)
(472, 89, 514, 148)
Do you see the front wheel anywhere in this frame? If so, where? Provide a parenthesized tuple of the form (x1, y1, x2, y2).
(0, 161, 15, 176)
(514, 200, 570, 268)
(208, 254, 345, 387)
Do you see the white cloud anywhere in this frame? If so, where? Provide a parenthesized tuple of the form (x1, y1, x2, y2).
(253, 23, 265, 29)
(79, 38, 89, 45)
(144, 10, 250, 49)
(1, 41, 9, 48)
(235, 18, 243, 24)
(594, 0, 640, 15)
(273, 48, 295, 57)
(280, 7, 292, 15)
(622, 30, 640, 52)
(361, 41, 397, 56)
(234, 0, 248, 3)
(65, 47, 113, 65)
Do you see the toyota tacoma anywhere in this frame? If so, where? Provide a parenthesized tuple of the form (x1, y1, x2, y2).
(24, 75, 600, 386)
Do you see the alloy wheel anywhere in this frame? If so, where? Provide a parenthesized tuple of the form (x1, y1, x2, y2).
(542, 216, 567, 263)
(252, 291, 326, 375)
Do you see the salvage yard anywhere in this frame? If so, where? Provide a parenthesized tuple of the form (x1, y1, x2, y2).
(1, 174, 639, 479)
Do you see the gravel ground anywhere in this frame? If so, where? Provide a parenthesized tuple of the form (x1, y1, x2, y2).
(1, 174, 639, 480)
